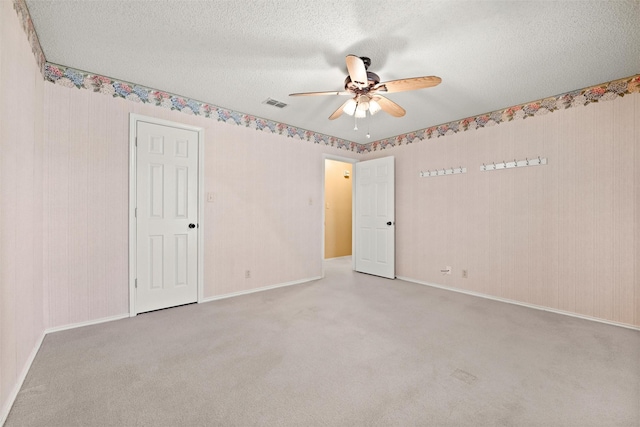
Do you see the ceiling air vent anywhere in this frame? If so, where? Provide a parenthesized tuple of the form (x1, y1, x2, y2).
(263, 98, 288, 108)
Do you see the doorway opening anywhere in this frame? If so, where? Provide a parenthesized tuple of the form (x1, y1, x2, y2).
(324, 158, 354, 260)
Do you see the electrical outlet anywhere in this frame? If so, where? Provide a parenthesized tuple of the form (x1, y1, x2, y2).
(462, 269, 468, 278)
(245, 270, 251, 279)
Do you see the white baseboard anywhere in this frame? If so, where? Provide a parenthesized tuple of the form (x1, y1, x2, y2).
(397, 276, 640, 331)
(45, 313, 130, 334)
(1, 331, 46, 426)
(201, 276, 322, 303)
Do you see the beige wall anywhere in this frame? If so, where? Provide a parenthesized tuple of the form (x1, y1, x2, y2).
(42, 83, 359, 327)
(364, 95, 639, 328)
(0, 1, 45, 419)
(324, 160, 353, 258)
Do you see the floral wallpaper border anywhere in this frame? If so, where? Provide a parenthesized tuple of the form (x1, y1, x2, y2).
(363, 74, 640, 152)
(13, 0, 640, 154)
(44, 61, 639, 154)
(43, 63, 360, 153)
(12, 0, 46, 75)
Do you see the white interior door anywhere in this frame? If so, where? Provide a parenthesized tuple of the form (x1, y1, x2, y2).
(135, 121, 199, 313)
(354, 156, 395, 279)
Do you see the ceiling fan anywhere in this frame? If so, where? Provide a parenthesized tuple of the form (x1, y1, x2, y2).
(290, 55, 441, 120)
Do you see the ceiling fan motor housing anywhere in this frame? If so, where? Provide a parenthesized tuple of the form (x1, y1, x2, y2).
(344, 71, 380, 91)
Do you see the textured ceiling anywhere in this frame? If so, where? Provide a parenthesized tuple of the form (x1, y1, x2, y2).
(25, 0, 640, 144)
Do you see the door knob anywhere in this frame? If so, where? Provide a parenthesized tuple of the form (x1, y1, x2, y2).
(188, 223, 196, 229)
(387, 221, 392, 226)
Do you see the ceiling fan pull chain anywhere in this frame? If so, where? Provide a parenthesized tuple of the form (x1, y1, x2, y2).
(354, 114, 358, 131)
(366, 110, 371, 138)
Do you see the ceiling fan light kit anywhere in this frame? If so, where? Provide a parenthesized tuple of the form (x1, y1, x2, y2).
(290, 55, 441, 123)
(343, 98, 357, 116)
(368, 99, 382, 115)
(357, 97, 369, 111)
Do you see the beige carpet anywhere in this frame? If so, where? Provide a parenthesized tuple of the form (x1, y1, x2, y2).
(6, 258, 640, 426)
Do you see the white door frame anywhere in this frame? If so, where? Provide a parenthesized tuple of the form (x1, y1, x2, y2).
(128, 114, 205, 316)
(322, 154, 358, 276)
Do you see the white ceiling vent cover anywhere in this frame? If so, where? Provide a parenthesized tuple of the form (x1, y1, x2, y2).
(263, 98, 288, 108)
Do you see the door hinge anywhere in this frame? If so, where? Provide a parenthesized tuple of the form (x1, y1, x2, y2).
(135, 278, 138, 288)
(135, 137, 138, 147)
(135, 207, 137, 218)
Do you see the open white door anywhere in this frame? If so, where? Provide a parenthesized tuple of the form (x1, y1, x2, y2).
(134, 120, 200, 313)
(354, 156, 395, 279)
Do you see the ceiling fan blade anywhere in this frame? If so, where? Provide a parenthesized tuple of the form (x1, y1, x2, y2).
(345, 55, 368, 88)
(374, 76, 442, 93)
(373, 95, 406, 117)
(289, 90, 351, 96)
(328, 98, 355, 120)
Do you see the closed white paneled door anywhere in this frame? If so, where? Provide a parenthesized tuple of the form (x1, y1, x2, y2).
(355, 156, 395, 279)
(135, 121, 199, 313)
